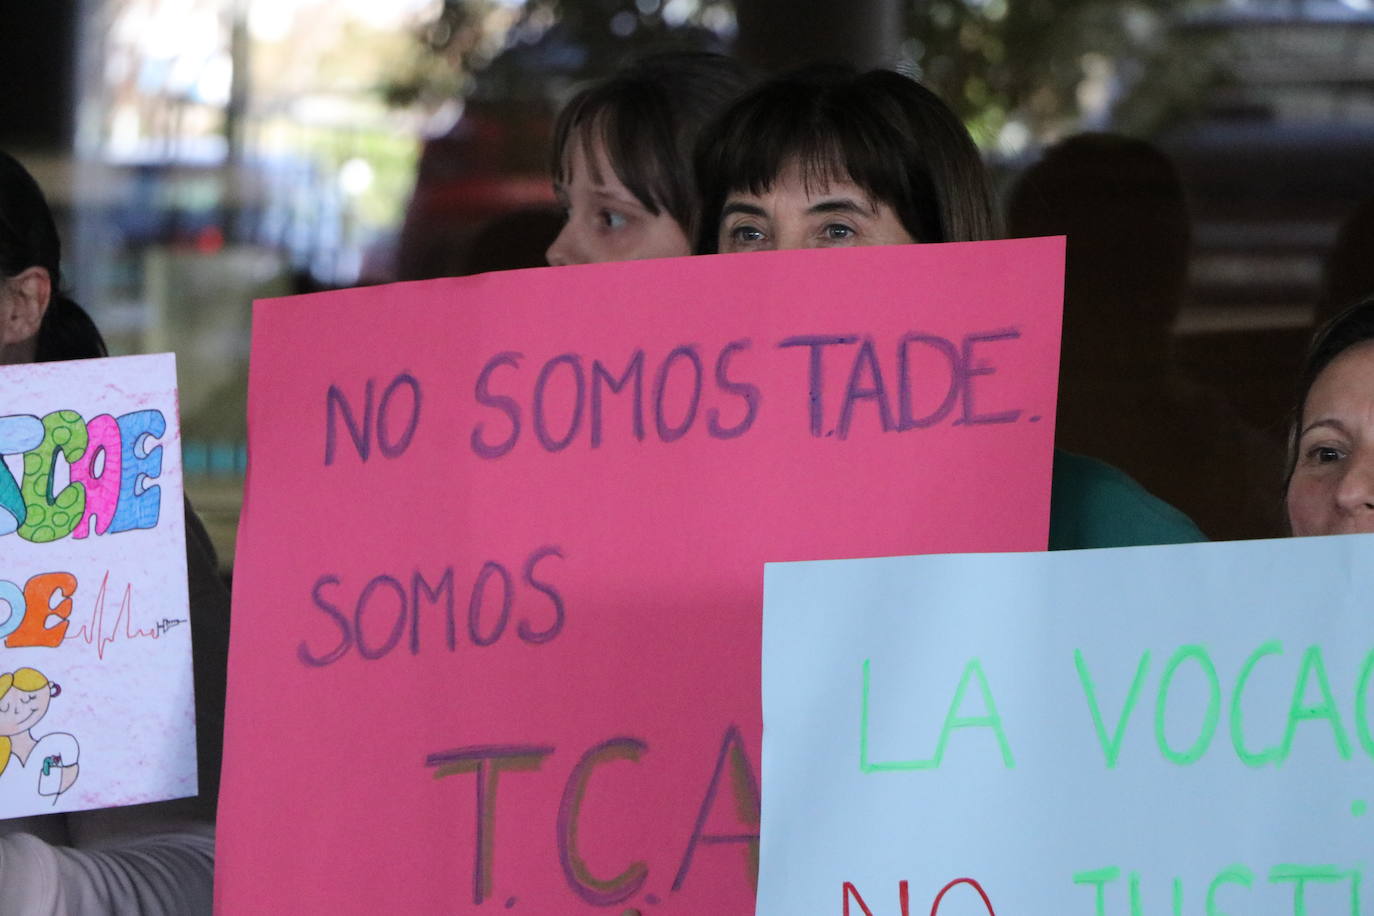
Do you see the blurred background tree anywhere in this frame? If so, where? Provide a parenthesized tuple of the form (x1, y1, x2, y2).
(378, 0, 1226, 154)
(383, 0, 736, 111)
(902, 0, 1226, 150)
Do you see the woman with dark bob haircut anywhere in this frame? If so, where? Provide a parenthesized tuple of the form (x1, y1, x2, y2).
(0, 148, 229, 913)
(694, 64, 998, 254)
(546, 50, 750, 266)
(692, 66, 1204, 550)
(1286, 295, 1374, 536)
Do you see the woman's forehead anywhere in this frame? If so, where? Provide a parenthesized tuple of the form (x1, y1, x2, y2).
(1307, 340, 1374, 413)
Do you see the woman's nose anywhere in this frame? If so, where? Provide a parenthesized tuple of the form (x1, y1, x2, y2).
(545, 222, 581, 266)
(1335, 453, 1374, 518)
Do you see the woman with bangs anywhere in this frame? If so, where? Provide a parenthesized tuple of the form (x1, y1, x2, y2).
(545, 50, 750, 266)
(696, 66, 995, 253)
(694, 65, 1204, 550)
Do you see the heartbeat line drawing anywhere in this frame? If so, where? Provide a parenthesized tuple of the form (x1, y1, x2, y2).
(64, 573, 187, 660)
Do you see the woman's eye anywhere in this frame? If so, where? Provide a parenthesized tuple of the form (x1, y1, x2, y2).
(823, 223, 855, 241)
(1307, 445, 1345, 464)
(730, 224, 765, 243)
(598, 210, 628, 230)
(0, 705, 10, 714)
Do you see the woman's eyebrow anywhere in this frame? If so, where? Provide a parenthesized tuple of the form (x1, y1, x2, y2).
(721, 201, 768, 219)
(808, 198, 875, 217)
(1300, 418, 1351, 438)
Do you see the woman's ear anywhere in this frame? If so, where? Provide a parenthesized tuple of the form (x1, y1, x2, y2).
(1, 266, 52, 347)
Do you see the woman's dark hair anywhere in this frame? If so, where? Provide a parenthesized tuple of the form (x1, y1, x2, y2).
(1286, 295, 1374, 486)
(693, 65, 999, 254)
(551, 50, 750, 239)
(1007, 133, 1190, 363)
(1315, 197, 1374, 328)
(0, 149, 107, 362)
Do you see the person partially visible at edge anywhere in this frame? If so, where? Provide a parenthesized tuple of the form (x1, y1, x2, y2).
(1007, 133, 1282, 541)
(545, 50, 751, 266)
(691, 64, 1204, 550)
(0, 147, 229, 914)
(1286, 296, 1374, 537)
(1314, 198, 1374, 330)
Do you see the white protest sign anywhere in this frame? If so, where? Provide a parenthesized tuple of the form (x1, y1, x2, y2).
(0, 354, 194, 818)
(760, 535, 1374, 915)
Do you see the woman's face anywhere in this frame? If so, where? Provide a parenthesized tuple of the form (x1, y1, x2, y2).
(1287, 339, 1374, 536)
(546, 133, 691, 266)
(715, 162, 915, 254)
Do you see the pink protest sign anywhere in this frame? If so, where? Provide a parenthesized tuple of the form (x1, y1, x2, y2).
(217, 239, 1063, 914)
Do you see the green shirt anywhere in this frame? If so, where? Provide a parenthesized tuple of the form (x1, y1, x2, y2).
(1050, 450, 1206, 550)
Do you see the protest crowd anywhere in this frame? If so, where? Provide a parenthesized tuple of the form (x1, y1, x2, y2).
(3, 15, 1374, 914)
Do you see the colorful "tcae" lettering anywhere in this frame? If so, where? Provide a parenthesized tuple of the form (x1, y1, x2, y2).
(0, 410, 165, 542)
